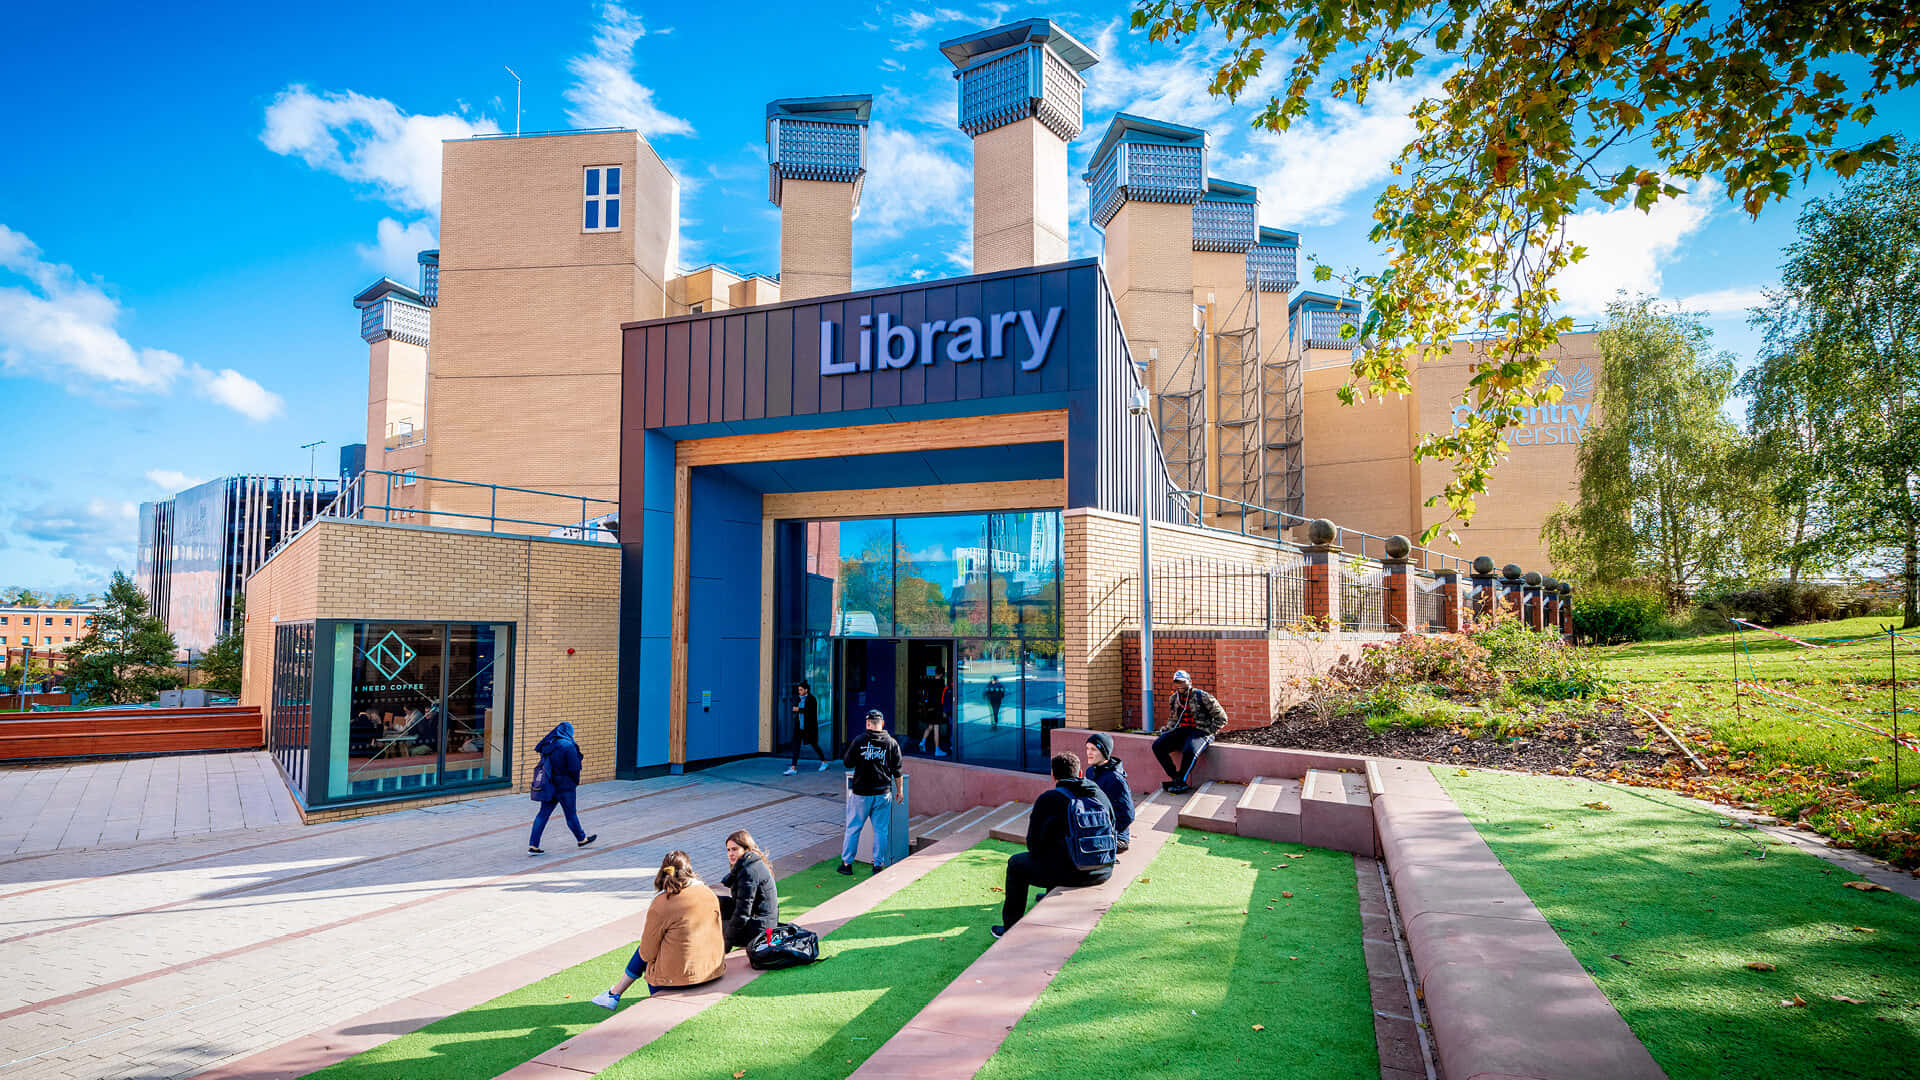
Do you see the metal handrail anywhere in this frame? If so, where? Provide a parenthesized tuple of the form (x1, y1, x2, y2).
(1170, 488, 1474, 573)
(304, 470, 616, 544)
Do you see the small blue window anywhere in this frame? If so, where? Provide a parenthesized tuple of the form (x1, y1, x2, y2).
(585, 168, 600, 196)
(584, 165, 621, 232)
(584, 201, 599, 229)
(605, 167, 620, 195)
(604, 197, 620, 229)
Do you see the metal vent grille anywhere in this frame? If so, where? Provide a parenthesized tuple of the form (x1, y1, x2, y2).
(1193, 197, 1257, 252)
(1247, 242, 1298, 292)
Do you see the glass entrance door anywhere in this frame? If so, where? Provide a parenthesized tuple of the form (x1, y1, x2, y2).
(904, 640, 953, 758)
(836, 638, 898, 747)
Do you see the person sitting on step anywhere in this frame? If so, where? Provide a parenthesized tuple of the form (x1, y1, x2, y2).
(718, 829, 779, 952)
(591, 850, 726, 1010)
(1152, 669, 1228, 795)
(1084, 732, 1136, 854)
(990, 753, 1116, 939)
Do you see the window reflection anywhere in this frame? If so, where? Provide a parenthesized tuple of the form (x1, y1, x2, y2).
(894, 515, 986, 637)
(831, 519, 891, 636)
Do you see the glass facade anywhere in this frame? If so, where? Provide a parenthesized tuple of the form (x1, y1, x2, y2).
(775, 509, 1062, 773)
(265, 619, 513, 808)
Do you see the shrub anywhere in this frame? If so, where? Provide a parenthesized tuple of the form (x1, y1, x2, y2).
(1571, 586, 1670, 644)
(1692, 581, 1876, 628)
(1343, 632, 1499, 696)
(1468, 612, 1610, 698)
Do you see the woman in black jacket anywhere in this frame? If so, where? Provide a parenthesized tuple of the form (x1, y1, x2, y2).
(718, 829, 779, 952)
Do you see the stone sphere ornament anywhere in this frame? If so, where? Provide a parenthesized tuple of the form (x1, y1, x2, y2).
(1307, 518, 1338, 547)
(1502, 563, 1524, 580)
(1473, 556, 1496, 575)
(1385, 534, 1412, 559)
(1560, 581, 1573, 595)
(1523, 571, 1543, 587)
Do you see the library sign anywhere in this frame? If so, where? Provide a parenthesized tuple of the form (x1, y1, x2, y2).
(1449, 362, 1595, 448)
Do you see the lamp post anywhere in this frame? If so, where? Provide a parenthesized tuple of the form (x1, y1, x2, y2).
(1129, 386, 1155, 733)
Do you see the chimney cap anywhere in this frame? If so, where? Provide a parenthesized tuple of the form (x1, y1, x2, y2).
(1083, 112, 1208, 180)
(352, 277, 427, 310)
(939, 18, 1099, 72)
(766, 94, 874, 124)
(1258, 226, 1300, 246)
(1203, 177, 1258, 203)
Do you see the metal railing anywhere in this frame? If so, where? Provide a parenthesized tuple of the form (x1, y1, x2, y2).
(317, 470, 617, 543)
(1170, 489, 1474, 572)
(1415, 572, 1446, 631)
(1341, 567, 1388, 634)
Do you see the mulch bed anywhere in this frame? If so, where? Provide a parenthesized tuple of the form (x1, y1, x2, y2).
(1218, 700, 1688, 778)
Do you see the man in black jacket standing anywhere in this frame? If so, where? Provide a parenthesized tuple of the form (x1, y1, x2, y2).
(1153, 669, 1228, 795)
(840, 709, 902, 876)
(991, 753, 1115, 937)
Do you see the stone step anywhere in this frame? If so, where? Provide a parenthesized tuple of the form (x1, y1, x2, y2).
(926, 803, 1000, 840)
(1234, 776, 1303, 844)
(914, 810, 959, 841)
(984, 801, 1031, 844)
(1177, 781, 1245, 833)
(1301, 768, 1375, 855)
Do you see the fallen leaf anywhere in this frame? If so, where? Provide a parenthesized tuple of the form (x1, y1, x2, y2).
(1140, 877, 1151, 883)
(1282, 891, 1294, 898)
(1746, 962, 1776, 972)
(1781, 995, 1806, 1008)
(734, 1073, 747, 1078)
(1843, 881, 1891, 892)
(1855, 926, 1878, 933)
(1251, 1024, 1265, 1031)
(1608, 954, 1633, 965)
(1582, 801, 1613, 811)
(1833, 995, 1869, 1004)
(1286, 853, 1305, 859)
(1241, 909, 1249, 915)
(1288, 956, 1298, 961)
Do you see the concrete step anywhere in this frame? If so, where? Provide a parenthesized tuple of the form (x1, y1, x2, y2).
(1301, 768, 1375, 855)
(925, 803, 999, 840)
(1177, 781, 1245, 833)
(914, 810, 959, 842)
(985, 801, 1031, 844)
(1234, 776, 1303, 844)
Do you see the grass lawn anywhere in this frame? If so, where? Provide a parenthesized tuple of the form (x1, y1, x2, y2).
(594, 838, 1017, 1080)
(975, 829, 1378, 1080)
(1598, 615, 1920, 867)
(1439, 766, 1920, 1080)
(299, 856, 863, 1080)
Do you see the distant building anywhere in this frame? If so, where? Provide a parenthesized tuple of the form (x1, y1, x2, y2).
(0, 604, 99, 653)
(137, 476, 339, 651)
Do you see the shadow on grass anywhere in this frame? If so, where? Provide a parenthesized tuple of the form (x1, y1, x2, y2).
(1440, 769, 1920, 1080)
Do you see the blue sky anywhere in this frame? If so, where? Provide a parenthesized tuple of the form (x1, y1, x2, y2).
(3, 1, 1914, 596)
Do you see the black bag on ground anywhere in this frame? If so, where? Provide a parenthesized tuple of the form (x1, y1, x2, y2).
(1064, 790, 1117, 870)
(746, 922, 820, 970)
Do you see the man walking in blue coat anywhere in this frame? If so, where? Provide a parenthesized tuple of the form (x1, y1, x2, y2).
(529, 721, 597, 855)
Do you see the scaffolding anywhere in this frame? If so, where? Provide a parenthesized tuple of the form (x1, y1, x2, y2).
(1155, 307, 1208, 498)
(1213, 290, 1263, 512)
(1261, 292, 1305, 520)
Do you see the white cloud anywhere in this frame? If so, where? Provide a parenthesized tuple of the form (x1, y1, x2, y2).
(1673, 286, 1772, 319)
(0, 225, 284, 421)
(18, 498, 139, 571)
(146, 470, 207, 492)
(563, 4, 693, 137)
(1557, 180, 1721, 316)
(357, 217, 438, 280)
(857, 124, 970, 238)
(261, 86, 495, 213)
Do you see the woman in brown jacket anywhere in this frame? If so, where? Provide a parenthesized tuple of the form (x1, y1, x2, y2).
(591, 850, 727, 1009)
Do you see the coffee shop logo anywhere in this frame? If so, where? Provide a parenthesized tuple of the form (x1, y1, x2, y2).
(367, 632, 417, 681)
(819, 305, 1063, 377)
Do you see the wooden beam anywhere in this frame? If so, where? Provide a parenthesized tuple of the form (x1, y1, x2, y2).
(668, 463, 691, 767)
(758, 514, 774, 754)
(761, 478, 1065, 522)
(675, 410, 1067, 467)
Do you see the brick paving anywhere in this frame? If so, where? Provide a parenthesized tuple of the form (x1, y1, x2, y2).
(0, 753, 299, 857)
(0, 755, 848, 1080)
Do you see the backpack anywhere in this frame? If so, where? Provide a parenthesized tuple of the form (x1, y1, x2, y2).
(528, 758, 550, 801)
(1064, 790, 1117, 870)
(746, 923, 820, 970)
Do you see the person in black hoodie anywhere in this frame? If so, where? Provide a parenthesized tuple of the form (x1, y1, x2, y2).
(991, 753, 1115, 937)
(528, 721, 597, 855)
(783, 681, 828, 775)
(1084, 732, 1136, 853)
(840, 709, 902, 876)
(718, 829, 779, 951)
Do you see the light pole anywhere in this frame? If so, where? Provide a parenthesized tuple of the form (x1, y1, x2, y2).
(301, 440, 326, 521)
(505, 66, 522, 135)
(1129, 385, 1155, 734)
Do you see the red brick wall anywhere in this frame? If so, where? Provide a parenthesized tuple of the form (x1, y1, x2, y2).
(1120, 634, 1271, 732)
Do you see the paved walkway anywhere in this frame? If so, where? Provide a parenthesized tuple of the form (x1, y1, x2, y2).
(0, 753, 300, 855)
(0, 756, 849, 1080)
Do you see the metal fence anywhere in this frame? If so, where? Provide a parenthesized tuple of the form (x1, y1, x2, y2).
(1340, 566, 1387, 634)
(1415, 573, 1446, 631)
(313, 470, 617, 543)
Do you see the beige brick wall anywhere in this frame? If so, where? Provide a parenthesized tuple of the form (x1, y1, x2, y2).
(972, 118, 1071, 273)
(780, 179, 855, 299)
(430, 131, 677, 527)
(1104, 200, 1197, 396)
(366, 337, 427, 475)
(242, 519, 619, 820)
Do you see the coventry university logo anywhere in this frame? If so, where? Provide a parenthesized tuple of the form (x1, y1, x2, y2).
(366, 631, 417, 681)
(1541, 361, 1594, 399)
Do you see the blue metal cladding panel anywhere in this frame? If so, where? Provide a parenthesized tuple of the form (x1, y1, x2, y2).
(1247, 240, 1299, 292)
(685, 468, 763, 763)
(1124, 142, 1206, 203)
(958, 47, 1037, 136)
(1035, 45, 1086, 140)
(770, 118, 865, 181)
(1192, 196, 1258, 252)
(1086, 148, 1123, 228)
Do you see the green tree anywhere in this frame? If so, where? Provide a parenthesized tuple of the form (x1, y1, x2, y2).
(3, 587, 44, 607)
(197, 597, 245, 694)
(63, 571, 182, 705)
(1544, 297, 1777, 604)
(1134, 0, 1915, 539)
(2, 656, 51, 691)
(1738, 339, 1840, 585)
(1750, 147, 1920, 625)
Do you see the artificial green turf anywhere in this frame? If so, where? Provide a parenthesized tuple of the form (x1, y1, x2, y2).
(975, 829, 1378, 1080)
(1437, 766, 1920, 1080)
(299, 856, 862, 1080)
(594, 839, 1019, 1080)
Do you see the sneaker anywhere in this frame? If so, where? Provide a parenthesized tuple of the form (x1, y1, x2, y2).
(837, 862, 854, 876)
(528, 846, 545, 856)
(578, 834, 598, 849)
(590, 990, 620, 1011)
(934, 749, 949, 758)
(990, 925, 1007, 939)
(1168, 782, 1194, 795)
(1159, 780, 1177, 792)
(783, 765, 798, 776)
(872, 863, 885, 876)
(818, 761, 830, 771)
